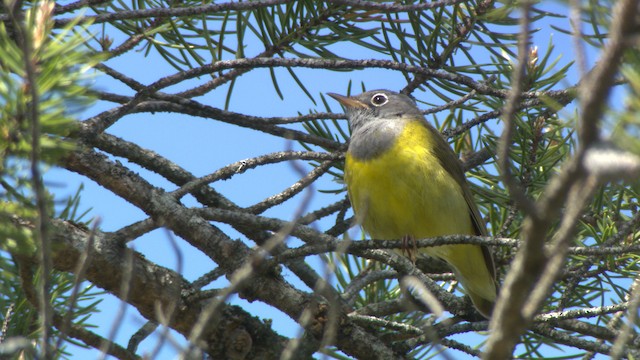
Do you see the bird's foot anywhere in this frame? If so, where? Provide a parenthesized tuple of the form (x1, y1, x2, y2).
(401, 235, 418, 263)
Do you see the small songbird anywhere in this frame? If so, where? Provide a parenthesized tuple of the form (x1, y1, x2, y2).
(329, 90, 497, 318)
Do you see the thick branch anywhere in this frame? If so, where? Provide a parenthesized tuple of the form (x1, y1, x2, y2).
(61, 147, 404, 359)
(12, 218, 288, 359)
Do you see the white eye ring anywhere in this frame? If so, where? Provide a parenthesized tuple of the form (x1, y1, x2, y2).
(370, 93, 389, 106)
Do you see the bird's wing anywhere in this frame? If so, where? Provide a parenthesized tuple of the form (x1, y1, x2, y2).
(421, 120, 496, 279)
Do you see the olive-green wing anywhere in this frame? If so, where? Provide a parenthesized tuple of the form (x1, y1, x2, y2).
(421, 120, 496, 280)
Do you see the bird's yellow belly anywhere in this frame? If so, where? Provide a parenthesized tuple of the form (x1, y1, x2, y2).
(345, 122, 474, 243)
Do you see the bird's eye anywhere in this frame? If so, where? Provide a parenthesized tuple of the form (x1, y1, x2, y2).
(371, 93, 388, 106)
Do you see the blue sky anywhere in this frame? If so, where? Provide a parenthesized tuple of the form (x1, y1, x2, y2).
(37, 1, 618, 359)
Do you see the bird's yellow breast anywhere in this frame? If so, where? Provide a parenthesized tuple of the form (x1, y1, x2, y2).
(345, 120, 474, 240)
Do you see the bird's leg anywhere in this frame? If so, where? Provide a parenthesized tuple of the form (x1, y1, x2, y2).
(401, 235, 418, 264)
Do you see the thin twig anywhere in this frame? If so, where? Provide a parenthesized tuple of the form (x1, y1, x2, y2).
(349, 314, 422, 334)
(147, 230, 184, 359)
(496, 0, 536, 217)
(342, 270, 398, 305)
(54, 220, 100, 352)
(0, 304, 15, 343)
(98, 245, 135, 360)
(49, 0, 292, 26)
(127, 321, 158, 353)
(569, 0, 588, 78)
(9, 1, 55, 356)
(172, 151, 339, 200)
(111, 217, 159, 243)
(536, 302, 629, 322)
(52, 313, 140, 360)
(522, 176, 598, 318)
(53, 0, 110, 14)
(246, 159, 336, 214)
(532, 323, 616, 356)
(330, 0, 466, 12)
(610, 276, 640, 360)
(298, 198, 349, 225)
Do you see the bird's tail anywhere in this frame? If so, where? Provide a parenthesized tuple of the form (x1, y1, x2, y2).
(437, 244, 497, 318)
(466, 288, 496, 318)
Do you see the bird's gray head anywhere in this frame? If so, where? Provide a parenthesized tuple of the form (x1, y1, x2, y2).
(327, 89, 423, 133)
(328, 90, 425, 159)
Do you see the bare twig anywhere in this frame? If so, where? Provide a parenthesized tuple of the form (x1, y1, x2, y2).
(522, 176, 598, 318)
(98, 244, 135, 360)
(298, 198, 349, 225)
(52, 313, 140, 360)
(532, 323, 617, 356)
(247, 159, 336, 214)
(610, 277, 640, 360)
(53, 0, 111, 15)
(49, 0, 292, 27)
(330, 0, 465, 12)
(349, 314, 422, 334)
(127, 321, 158, 353)
(111, 217, 159, 243)
(147, 230, 184, 359)
(54, 220, 100, 353)
(0, 304, 15, 343)
(496, 0, 536, 216)
(342, 270, 398, 305)
(569, 0, 588, 78)
(112, 58, 561, 101)
(172, 151, 339, 200)
(536, 303, 629, 322)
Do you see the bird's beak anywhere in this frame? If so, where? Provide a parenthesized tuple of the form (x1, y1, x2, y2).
(327, 93, 368, 109)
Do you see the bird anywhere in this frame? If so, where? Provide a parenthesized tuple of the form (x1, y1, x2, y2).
(328, 89, 497, 318)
